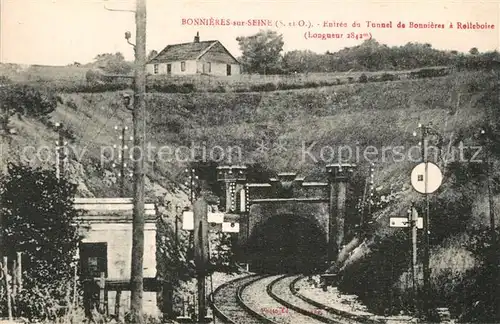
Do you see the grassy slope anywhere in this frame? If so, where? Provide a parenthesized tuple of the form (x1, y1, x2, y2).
(6, 69, 495, 225)
(2, 69, 498, 318)
(136, 70, 500, 319)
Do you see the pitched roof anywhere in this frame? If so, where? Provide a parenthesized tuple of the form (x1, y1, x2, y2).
(148, 40, 216, 63)
(148, 40, 240, 64)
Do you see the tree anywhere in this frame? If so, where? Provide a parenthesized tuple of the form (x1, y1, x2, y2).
(469, 47, 479, 55)
(147, 50, 158, 62)
(236, 29, 284, 74)
(0, 84, 61, 133)
(282, 50, 328, 73)
(0, 164, 80, 320)
(85, 68, 106, 85)
(93, 52, 133, 74)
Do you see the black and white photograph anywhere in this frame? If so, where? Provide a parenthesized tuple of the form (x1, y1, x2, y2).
(0, 0, 499, 323)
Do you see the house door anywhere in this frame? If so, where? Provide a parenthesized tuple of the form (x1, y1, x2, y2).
(80, 242, 107, 278)
(226, 64, 231, 76)
(167, 64, 172, 75)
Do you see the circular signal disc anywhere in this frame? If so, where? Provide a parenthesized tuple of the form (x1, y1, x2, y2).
(410, 162, 443, 194)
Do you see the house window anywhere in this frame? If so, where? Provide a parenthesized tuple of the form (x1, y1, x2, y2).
(181, 61, 186, 72)
(208, 62, 211, 73)
(153, 64, 159, 74)
(226, 64, 231, 76)
(167, 64, 172, 74)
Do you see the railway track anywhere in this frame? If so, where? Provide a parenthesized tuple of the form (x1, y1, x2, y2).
(267, 275, 363, 324)
(289, 276, 385, 324)
(211, 274, 376, 323)
(210, 274, 278, 323)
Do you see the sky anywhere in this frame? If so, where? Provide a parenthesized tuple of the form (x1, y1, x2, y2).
(1, 0, 499, 65)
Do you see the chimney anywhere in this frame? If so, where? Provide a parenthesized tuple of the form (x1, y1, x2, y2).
(194, 32, 200, 43)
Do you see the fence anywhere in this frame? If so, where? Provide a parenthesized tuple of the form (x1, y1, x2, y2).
(83, 273, 164, 321)
(1, 254, 22, 321)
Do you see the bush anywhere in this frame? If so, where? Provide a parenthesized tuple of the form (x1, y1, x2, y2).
(249, 83, 277, 92)
(359, 73, 368, 83)
(409, 68, 450, 80)
(380, 73, 396, 82)
(0, 75, 12, 84)
(233, 87, 250, 93)
(0, 83, 60, 117)
(146, 83, 196, 93)
(209, 85, 227, 93)
(57, 82, 130, 93)
(277, 82, 302, 90)
(66, 98, 78, 110)
(304, 81, 319, 88)
(0, 164, 80, 320)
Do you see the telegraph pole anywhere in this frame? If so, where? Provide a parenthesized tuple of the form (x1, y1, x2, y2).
(410, 122, 444, 321)
(480, 128, 499, 321)
(130, 0, 147, 321)
(481, 129, 497, 251)
(185, 166, 198, 268)
(367, 162, 374, 225)
(0, 108, 10, 259)
(114, 125, 130, 197)
(419, 124, 430, 319)
(55, 122, 67, 180)
(185, 167, 198, 204)
(175, 205, 181, 247)
(409, 203, 418, 315)
(120, 126, 127, 197)
(193, 194, 209, 322)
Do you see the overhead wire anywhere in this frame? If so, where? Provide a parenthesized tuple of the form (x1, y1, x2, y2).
(79, 103, 123, 164)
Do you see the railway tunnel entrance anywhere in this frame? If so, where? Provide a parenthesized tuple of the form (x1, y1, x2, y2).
(243, 213, 328, 274)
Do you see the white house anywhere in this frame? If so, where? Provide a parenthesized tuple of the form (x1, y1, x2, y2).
(147, 32, 241, 76)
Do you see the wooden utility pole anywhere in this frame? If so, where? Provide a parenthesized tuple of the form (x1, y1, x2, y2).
(0, 131, 7, 260)
(116, 125, 129, 197)
(484, 132, 496, 251)
(193, 195, 209, 322)
(130, 0, 147, 321)
(420, 124, 432, 320)
(175, 205, 180, 247)
(3, 256, 12, 320)
(365, 163, 375, 231)
(480, 128, 499, 321)
(55, 123, 66, 180)
(186, 167, 197, 204)
(409, 203, 418, 315)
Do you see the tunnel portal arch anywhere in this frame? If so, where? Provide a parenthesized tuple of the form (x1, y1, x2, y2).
(242, 204, 329, 274)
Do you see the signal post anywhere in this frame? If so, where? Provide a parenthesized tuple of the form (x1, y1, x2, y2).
(326, 163, 356, 262)
(216, 165, 248, 255)
(192, 196, 209, 323)
(181, 166, 248, 322)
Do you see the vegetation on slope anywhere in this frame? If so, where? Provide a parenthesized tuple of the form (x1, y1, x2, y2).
(1, 62, 499, 321)
(144, 69, 499, 321)
(333, 71, 500, 321)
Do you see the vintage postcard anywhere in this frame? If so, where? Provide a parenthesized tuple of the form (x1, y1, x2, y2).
(0, 0, 499, 323)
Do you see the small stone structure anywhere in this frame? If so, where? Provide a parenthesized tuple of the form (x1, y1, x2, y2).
(74, 198, 160, 318)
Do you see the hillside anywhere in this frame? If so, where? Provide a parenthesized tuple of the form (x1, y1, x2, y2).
(1, 68, 499, 321)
